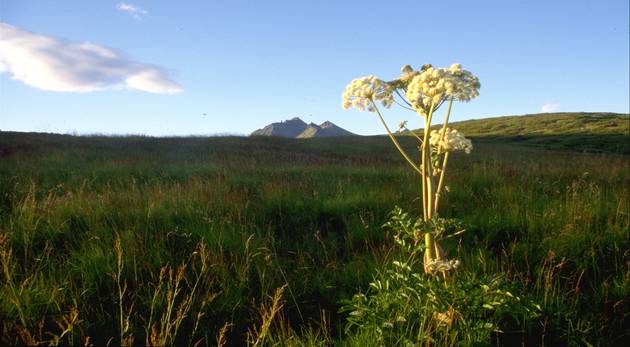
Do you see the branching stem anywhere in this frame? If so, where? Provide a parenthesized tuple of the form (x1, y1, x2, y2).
(394, 89, 413, 107)
(434, 152, 449, 212)
(371, 100, 421, 175)
(434, 98, 454, 212)
(403, 127, 423, 143)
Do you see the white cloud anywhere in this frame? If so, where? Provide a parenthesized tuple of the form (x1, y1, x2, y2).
(0, 22, 183, 94)
(116, 2, 148, 20)
(540, 102, 559, 113)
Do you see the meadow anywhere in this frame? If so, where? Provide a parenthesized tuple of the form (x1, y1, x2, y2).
(0, 126, 628, 346)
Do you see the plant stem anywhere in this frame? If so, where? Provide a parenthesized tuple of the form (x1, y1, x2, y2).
(394, 89, 413, 107)
(422, 104, 435, 220)
(405, 127, 424, 144)
(434, 152, 450, 212)
(434, 98, 454, 212)
(371, 100, 422, 175)
(421, 150, 428, 221)
(437, 98, 454, 148)
(424, 232, 435, 261)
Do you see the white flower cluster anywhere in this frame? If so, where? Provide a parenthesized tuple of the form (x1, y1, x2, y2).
(341, 75, 393, 112)
(426, 258, 461, 274)
(405, 64, 480, 113)
(430, 128, 473, 154)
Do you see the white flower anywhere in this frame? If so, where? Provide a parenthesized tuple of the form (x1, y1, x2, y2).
(341, 75, 393, 112)
(426, 258, 461, 274)
(449, 63, 462, 73)
(429, 128, 473, 154)
(405, 64, 480, 114)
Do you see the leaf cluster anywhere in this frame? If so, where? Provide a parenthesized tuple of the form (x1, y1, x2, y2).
(342, 208, 541, 346)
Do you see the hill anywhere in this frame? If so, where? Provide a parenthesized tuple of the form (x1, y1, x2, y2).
(444, 112, 629, 136)
(409, 112, 629, 154)
(251, 117, 356, 138)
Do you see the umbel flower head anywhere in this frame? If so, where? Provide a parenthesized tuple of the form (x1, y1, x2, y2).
(405, 64, 480, 114)
(430, 128, 473, 154)
(425, 258, 461, 274)
(341, 75, 393, 112)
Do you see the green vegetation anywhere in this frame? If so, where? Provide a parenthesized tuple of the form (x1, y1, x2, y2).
(413, 112, 630, 154)
(444, 112, 628, 136)
(0, 114, 628, 346)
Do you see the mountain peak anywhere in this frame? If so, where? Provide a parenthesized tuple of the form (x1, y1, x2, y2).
(251, 118, 357, 138)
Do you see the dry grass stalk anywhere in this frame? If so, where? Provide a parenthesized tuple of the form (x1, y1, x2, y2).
(215, 322, 231, 347)
(113, 234, 134, 346)
(247, 284, 288, 347)
(146, 242, 216, 346)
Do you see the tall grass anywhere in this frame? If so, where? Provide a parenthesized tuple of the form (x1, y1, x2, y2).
(0, 132, 628, 345)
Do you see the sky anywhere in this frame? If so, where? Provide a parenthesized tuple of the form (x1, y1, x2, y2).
(0, 0, 628, 136)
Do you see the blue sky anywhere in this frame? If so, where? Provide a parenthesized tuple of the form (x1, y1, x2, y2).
(1, 0, 628, 136)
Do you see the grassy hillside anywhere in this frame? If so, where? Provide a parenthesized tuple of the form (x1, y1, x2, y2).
(412, 112, 630, 154)
(0, 128, 628, 346)
(448, 112, 628, 136)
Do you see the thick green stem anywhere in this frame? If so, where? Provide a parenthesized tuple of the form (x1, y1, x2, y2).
(371, 101, 422, 175)
(420, 103, 438, 271)
(422, 165, 428, 221)
(426, 166, 435, 219)
(424, 233, 435, 261)
(421, 104, 435, 220)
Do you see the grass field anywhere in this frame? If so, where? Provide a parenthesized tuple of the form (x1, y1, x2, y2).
(0, 113, 628, 346)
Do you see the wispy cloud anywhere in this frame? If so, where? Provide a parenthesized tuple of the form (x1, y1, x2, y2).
(540, 102, 559, 113)
(116, 2, 148, 20)
(0, 22, 183, 94)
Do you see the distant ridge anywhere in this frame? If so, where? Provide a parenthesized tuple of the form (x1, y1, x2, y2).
(404, 112, 629, 154)
(418, 112, 629, 136)
(446, 112, 630, 136)
(251, 117, 357, 138)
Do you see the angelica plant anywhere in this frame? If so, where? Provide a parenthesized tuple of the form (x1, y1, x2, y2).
(342, 63, 480, 274)
(341, 209, 541, 346)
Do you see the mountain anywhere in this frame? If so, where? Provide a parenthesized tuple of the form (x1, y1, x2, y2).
(251, 118, 357, 138)
(251, 117, 309, 137)
(297, 121, 357, 138)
